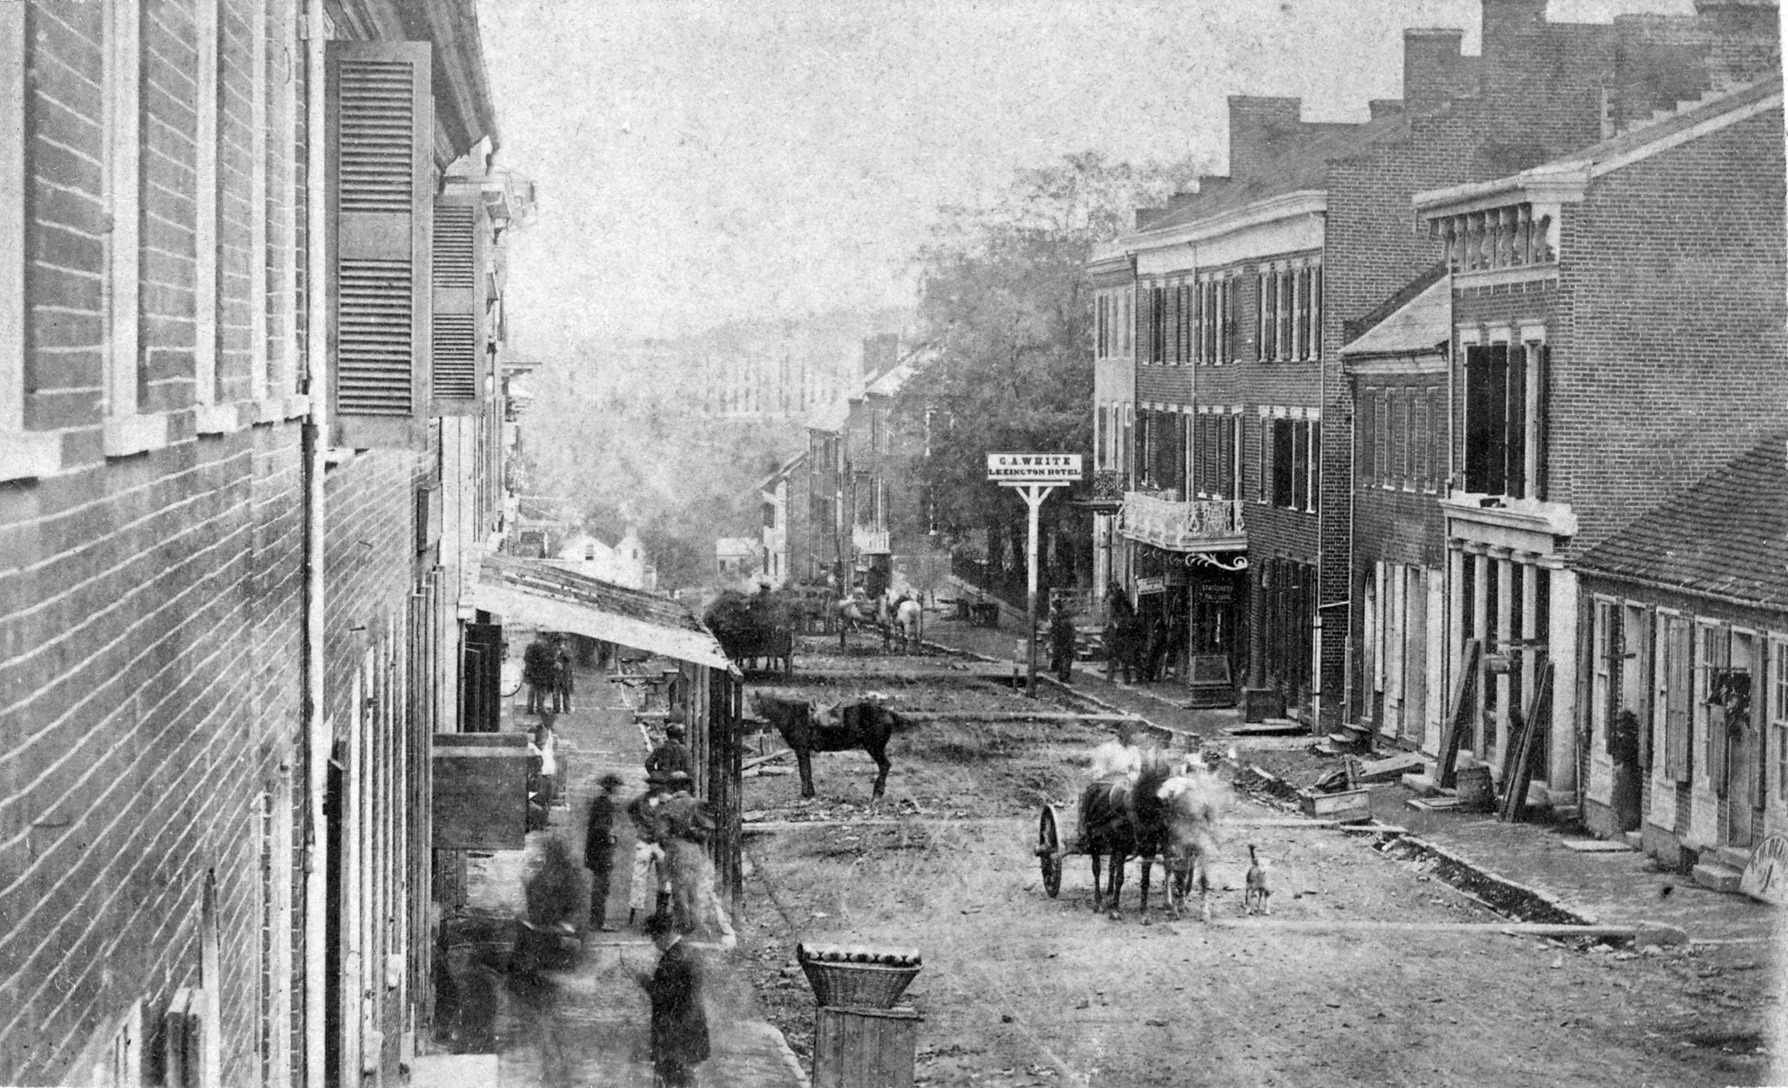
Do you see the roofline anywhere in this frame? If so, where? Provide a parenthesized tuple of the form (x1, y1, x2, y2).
(1573, 564, 1787, 614)
(1108, 190, 1328, 255)
(1416, 82, 1784, 216)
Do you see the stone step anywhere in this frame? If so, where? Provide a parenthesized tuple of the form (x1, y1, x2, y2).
(1710, 845, 1754, 871)
(1692, 860, 1744, 894)
(1621, 830, 1644, 851)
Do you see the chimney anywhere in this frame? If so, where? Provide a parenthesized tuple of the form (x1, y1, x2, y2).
(1368, 99, 1405, 120)
(1403, 28, 1466, 114)
(1227, 96, 1303, 181)
(1482, 0, 1550, 44)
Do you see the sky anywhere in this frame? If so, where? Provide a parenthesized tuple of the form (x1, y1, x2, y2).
(477, 0, 1701, 357)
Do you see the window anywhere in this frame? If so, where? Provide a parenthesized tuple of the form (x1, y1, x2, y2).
(762, 503, 776, 529)
(1374, 394, 1389, 488)
(1773, 639, 1788, 803)
(1463, 341, 1547, 498)
(1257, 273, 1269, 361)
(1121, 292, 1132, 354)
(1256, 416, 1268, 503)
(0, 7, 58, 480)
(1269, 417, 1319, 512)
(1429, 386, 1446, 492)
(1413, 393, 1430, 492)
(1663, 614, 1692, 783)
(1221, 277, 1235, 363)
(326, 42, 435, 449)
(1399, 390, 1414, 490)
(105, 1, 145, 432)
(1275, 270, 1291, 360)
(1177, 284, 1191, 364)
(1295, 268, 1311, 360)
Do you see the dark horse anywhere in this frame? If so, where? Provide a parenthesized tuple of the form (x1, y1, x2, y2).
(1076, 761, 1198, 923)
(749, 693, 912, 799)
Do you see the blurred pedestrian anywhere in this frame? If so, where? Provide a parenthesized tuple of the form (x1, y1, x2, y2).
(1049, 602, 1077, 684)
(553, 636, 575, 713)
(523, 635, 555, 715)
(585, 773, 623, 932)
(635, 911, 710, 1087)
(627, 790, 667, 928)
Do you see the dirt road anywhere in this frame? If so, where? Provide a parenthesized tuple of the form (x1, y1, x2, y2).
(734, 637, 1775, 1087)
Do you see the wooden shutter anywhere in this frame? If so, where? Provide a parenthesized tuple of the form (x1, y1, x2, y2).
(431, 190, 486, 414)
(326, 42, 433, 449)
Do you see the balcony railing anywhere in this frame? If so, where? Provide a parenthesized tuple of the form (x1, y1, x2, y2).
(852, 526, 891, 555)
(1118, 492, 1246, 552)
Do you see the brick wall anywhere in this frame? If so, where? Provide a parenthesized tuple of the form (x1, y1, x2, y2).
(2, 4, 439, 1083)
(1556, 106, 1788, 559)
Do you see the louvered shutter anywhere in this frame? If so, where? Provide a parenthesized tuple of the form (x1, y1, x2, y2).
(326, 42, 433, 449)
(431, 190, 486, 414)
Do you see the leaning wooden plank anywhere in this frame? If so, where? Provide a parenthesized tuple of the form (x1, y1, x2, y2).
(1355, 752, 1428, 783)
(899, 711, 1145, 723)
(742, 748, 793, 771)
(1500, 663, 1552, 824)
(1435, 639, 1480, 789)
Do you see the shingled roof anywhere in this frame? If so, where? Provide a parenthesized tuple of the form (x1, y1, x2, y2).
(1577, 432, 1788, 609)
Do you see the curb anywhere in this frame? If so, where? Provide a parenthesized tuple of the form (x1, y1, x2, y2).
(1376, 832, 1596, 928)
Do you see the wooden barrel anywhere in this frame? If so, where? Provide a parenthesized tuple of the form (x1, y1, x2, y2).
(1457, 764, 1493, 812)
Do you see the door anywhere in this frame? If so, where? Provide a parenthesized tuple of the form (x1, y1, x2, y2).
(1727, 634, 1758, 848)
(1404, 568, 1428, 745)
(460, 622, 503, 733)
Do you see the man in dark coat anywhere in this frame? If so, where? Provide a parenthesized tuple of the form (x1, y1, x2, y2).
(645, 722, 693, 787)
(584, 773, 623, 931)
(1049, 603, 1077, 684)
(637, 911, 710, 1086)
(552, 637, 575, 713)
(523, 635, 555, 715)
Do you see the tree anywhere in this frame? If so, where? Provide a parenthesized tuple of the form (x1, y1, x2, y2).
(892, 152, 1204, 576)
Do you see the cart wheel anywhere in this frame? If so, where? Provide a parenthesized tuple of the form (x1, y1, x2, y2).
(1037, 804, 1063, 898)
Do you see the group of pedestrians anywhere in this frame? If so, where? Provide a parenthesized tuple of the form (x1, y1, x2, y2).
(524, 633, 577, 714)
(577, 712, 720, 1087)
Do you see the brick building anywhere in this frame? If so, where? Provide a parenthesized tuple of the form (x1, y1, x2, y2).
(802, 337, 928, 597)
(1340, 265, 1451, 749)
(1573, 433, 1788, 885)
(0, 2, 522, 1084)
(1091, 0, 1778, 726)
(1415, 75, 1787, 816)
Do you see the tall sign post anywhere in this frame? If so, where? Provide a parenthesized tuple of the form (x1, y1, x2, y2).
(987, 453, 1084, 697)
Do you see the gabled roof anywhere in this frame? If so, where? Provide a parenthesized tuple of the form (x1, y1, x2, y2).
(1416, 76, 1784, 214)
(1577, 432, 1788, 609)
(1340, 264, 1450, 358)
(759, 450, 809, 491)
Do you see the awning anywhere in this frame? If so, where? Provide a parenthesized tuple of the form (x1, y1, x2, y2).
(474, 555, 732, 670)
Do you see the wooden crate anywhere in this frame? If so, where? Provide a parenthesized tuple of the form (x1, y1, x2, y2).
(1299, 787, 1371, 823)
(813, 1005, 921, 1088)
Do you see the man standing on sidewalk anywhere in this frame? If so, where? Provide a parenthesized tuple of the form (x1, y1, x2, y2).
(553, 636, 575, 713)
(585, 773, 623, 932)
(637, 911, 710, 1087)
(524, 634, 555, 715)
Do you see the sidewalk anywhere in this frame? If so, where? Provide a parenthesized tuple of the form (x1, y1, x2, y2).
(418, 640, 810, 1088)
(920, 610, 1781, 944)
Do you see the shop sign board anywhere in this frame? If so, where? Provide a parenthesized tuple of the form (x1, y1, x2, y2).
(986, 453, 1083, 483)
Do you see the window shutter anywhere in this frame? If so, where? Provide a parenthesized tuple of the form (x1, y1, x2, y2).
(326, 42, 433, 449)
(431, 190, 487, 415)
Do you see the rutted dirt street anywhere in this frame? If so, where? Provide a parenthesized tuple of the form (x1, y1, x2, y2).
(732, 633, 1777, 1088)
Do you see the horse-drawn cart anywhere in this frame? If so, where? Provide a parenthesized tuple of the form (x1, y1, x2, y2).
(1031, 764, 1224, 921)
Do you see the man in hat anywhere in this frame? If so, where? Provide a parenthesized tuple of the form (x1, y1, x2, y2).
(645, 720, 693, 787)
(635, 911, 710, 1086)
(584, 773, 624, 932)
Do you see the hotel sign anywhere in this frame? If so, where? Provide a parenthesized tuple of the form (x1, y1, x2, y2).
(986, 453, 1084, 483)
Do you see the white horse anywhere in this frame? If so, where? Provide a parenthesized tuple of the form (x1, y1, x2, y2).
(893, 597, 922, 652)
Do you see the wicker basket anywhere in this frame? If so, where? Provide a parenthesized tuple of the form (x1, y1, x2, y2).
(798, 949, 921, 1010)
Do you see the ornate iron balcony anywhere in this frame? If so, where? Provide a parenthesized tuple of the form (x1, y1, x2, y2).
(1118, 492, 1246, 553)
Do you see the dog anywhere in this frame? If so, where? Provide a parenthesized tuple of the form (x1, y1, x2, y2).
(1243, 843, 1271, 915)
